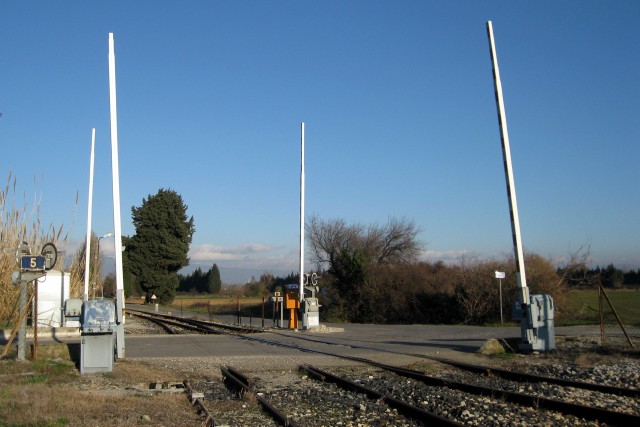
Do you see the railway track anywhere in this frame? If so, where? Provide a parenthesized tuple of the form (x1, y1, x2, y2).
(267, 328, 640, 397)
(128, 309, 640, 425)
(183, 361, 640, 426)
(126, 308, 262, 334)
(189, 364, 458, 426)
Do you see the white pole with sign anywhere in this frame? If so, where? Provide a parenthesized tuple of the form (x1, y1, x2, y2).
(495, 271, 505, 324)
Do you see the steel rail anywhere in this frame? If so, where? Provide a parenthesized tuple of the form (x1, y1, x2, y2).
(126, 308, 261, 334)
(221, 366, 300, 427)
(357, 359, 640, 426)
(425, 355, 640, 398)
(183, 380, 215, 427)
(231, 334, 640, 425)
(225, 366, 254, 389)
(302, 364, 463, 427)
(128, 309, 640, 424)
(127, 310, 218, 334)
(180, 316, 262, 334)
(269, 329, 640, 398)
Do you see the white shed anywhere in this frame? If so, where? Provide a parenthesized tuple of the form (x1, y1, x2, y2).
(33, 270, 70, 327)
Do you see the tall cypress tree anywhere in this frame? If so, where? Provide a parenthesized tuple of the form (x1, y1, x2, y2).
(124, 189, 195, 303)
(207, 263, 222, 294)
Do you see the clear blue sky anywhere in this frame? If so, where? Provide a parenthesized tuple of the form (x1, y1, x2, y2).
(2, 1, 638, 283)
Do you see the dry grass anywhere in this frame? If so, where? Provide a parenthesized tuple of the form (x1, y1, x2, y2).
(132, 296, 267, 316)
(0, 349, 206, 426)
(171, 297, 264, 307)
(1, 172, 77, 326)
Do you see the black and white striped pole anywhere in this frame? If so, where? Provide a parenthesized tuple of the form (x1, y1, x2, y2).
(486, 21, 535, 348)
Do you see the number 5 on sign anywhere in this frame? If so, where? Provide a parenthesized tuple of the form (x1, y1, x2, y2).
(21, 256, 45, 270)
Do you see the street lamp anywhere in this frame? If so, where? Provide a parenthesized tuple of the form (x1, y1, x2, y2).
(96, 232, 114, 298)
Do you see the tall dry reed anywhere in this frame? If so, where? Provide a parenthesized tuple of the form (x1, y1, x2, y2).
(0, 172, 74, 325)
(68, 232, 104, 300)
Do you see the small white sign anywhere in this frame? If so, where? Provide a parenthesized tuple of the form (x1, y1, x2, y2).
(151, 294, 157, 300)
(495, 271, 505, 279)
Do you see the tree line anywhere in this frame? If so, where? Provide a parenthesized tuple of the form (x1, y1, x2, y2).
(559, 263, 640, 288)
(7, 179, 634, 326)
(98, 187, 635, 325)
(233, 215, 572, 325)
(301, 215, 569, 325)
(177, 264, 222, 294)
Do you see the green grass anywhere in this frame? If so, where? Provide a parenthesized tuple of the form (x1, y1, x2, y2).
(563, 288, 640, 326)
(23, 374, 48, 385)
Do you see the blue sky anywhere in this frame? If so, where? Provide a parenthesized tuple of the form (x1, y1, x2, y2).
(1, 1, 639, 283)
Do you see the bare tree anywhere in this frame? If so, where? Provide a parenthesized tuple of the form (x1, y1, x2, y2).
(368, 217, 422, 264)
(556, 242, 592, 287)
(452, 257, 502, 324)
(306, 215, 362, 268)
(306, 215, 423, 323)
(306, 215, 422, 270)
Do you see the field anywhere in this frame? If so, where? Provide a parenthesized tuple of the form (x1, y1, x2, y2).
(129, 295, 270, 319)
(565, 288, 640, 327)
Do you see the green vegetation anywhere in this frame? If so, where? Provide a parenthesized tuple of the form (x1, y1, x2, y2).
(560, 263, 640, 288)
(123, 189, 195, 304)
(24, 374, 49, 385)
(5, 169, 636, 330)
(563, 289, 640, 326)
(305, 216, 571, 325)
(178, 263, 221, 293)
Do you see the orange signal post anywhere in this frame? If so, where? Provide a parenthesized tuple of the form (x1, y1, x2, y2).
(284, 287, 300, 329)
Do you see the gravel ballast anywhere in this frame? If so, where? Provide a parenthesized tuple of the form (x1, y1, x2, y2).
(127, 315, 639, 426)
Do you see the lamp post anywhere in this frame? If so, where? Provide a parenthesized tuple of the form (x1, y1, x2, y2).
(495, 271, 505, 324)
(96, 232, 114, 298)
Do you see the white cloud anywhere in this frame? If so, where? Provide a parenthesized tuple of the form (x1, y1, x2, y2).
(422, 249, 472, 262)
(98, 239, 115, 257)
(189, 242, 299, 271)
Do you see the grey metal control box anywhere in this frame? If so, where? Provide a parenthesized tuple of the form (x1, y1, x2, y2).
(80, 300, 116, 374)
(301, 298, 320, 329)
(513, 294, 556, 352)
(301, 283, 321, 330)
(64, 298, 82, 327)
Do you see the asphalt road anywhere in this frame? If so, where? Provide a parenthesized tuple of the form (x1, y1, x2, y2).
(3, 304, 603, 368)
(124, 305, 603, 366)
